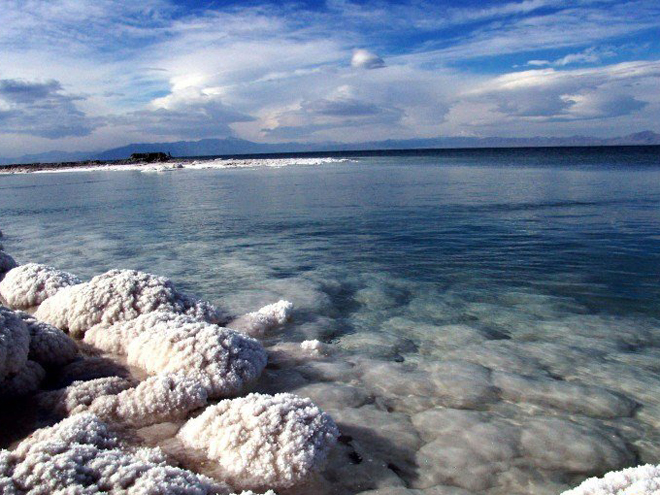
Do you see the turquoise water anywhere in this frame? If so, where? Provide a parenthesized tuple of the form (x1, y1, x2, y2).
(2, 146, 660, 494)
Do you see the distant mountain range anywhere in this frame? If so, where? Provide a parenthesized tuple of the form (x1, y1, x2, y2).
(2, 131, 659, 166)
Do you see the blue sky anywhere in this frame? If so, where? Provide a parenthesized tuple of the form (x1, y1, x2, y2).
(0, 0, 659, 156)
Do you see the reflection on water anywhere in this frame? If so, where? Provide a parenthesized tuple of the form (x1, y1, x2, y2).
(2, 147, 660, 494)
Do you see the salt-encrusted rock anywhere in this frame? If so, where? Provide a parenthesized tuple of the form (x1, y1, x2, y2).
(178, 392, 339, 490)
(229, 300, 293, 337)
(87, 311, 268, 398)
(2, 359, 45, 399)
(16, 311, 78, 367)
(0, 360, 45, 397)
(35, 269, 225, 337)
(561, 464, 660, 494)
(0, 252, 17, 281)
(90, 373, 209, 427)
(37, 376, 134, 416)
(55, 356, 131, 387)
(0, 263, 81, 309)
(0, 306, 30, 382)
(1, 413, 228, 494)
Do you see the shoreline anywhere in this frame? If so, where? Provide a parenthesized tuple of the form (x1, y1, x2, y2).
(2, 144, 660, 175)
(0, 156, 351, 175)
(0, 158, 174, 174)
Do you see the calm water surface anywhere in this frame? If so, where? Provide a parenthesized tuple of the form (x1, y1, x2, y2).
(2, 146, 660, 494)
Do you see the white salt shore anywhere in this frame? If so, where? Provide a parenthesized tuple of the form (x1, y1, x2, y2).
(1, 248, 660, 494)
(0, 156, 352, 175)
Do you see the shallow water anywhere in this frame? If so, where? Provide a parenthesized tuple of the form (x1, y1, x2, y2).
(2, 147, 660, 494)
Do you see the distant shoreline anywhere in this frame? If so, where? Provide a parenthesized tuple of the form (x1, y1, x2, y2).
(1, 144, 659, 173)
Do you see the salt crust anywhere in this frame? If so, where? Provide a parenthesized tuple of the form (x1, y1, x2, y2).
(0, 263, 81, 309)
(89, 372, 210, 427)
(17, 311, 78, 367)
(178, 392, 339, 490)
(0, 306, 29, 381)
(0, 413, 272, 495)
(0, 360, 45, 397)
(7, 156, 350, 175)
(560, 464, 660, 495)
(35, 269, 225, 337)
(229, 300, 293, 338)
(0, 251, 17, 280)
(55, 355, 132, 387)
(1, 305, 76, 396)
(85, 311, 268, 398)
(37, 376, 134, 416)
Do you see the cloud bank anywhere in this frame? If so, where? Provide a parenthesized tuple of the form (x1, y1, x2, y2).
(0, 0, 658, 155)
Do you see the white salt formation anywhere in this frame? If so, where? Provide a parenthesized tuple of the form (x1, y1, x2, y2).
(17, 312, 78, 367)
(1, 305, 79, 397)
(0, 156, 351, 175)
(83, 312, 268, 427)
(0, 306, 29, 382)
(229, 300, 293, 337)
(0, 360, 45, 397)
(126, 319, 267, 397)
(55, 355, 131, 386)
(1, 306, 80, 397)
(85, 311, 268, 397)
(561, 464, 660, 494)
(37, 376, 134, 416)
(178, 392, 339, 490)
(0, 413, 230, 494)
(35, 269, 225, 337)
(89, 373, 209, 427)
(0, 263, 81, 309)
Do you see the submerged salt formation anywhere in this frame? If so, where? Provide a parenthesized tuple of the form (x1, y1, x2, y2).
(178, 392, 339, 490)
(35, 269, 225, 337)
(0, 263, 81, 309)
(300, 339, 332, 356)
(229, 300, 293, 338)
(561, 464, 660, 494)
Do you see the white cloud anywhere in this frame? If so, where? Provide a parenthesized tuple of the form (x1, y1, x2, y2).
(462, 61, 660, 127)
(0, 79, 101, 138)
(0, 0, 659, 154)
(351, 49, 385, 69)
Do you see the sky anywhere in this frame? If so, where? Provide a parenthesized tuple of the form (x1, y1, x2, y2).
(0, 0, 659, 156)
